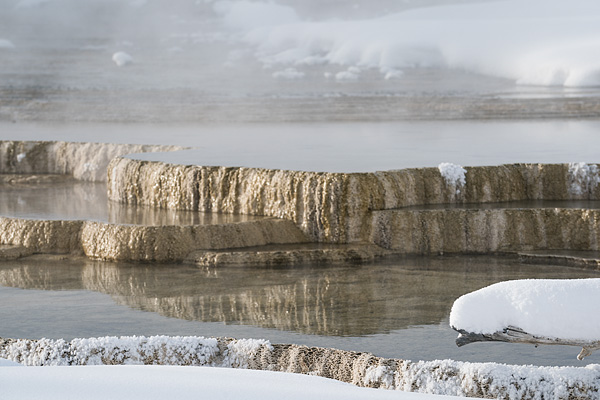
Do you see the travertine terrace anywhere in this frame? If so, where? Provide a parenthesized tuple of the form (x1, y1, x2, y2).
(1, 140, 600, 264)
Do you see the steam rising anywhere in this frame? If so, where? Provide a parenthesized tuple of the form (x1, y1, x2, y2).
(1, 0, 600, 124)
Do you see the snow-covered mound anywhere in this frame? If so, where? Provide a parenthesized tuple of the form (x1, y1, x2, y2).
(217, 0, 600, 87)
(0, 364, 460, 400)
(112, 51, 133, 67)
(450, 279, 600, 342)
(1, 335, 599, 398)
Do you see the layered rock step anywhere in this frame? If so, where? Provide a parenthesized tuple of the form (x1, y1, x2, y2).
(518, 250, 600, 270)
(370, 201, 600, 255)
(0, 216, 309, 263)
(185, 243, 391, 267)
(0, 244, 32, 260)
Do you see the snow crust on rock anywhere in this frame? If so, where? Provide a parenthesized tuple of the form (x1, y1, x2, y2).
(568, 162, 600, 196)
(112, 51, 133, 67)
(216, 0, 600, 87)
(1, 335, 599, 398)
(450, 279, 600, 341)
(438, 162, 466, 187)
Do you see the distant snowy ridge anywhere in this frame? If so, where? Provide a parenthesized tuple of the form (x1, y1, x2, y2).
(216, 0, 600, 87)
(1, 335, 599, 398)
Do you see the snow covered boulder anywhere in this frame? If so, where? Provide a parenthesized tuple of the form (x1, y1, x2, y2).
(450, 279, 600, 360)
(112, 51, 133, 67)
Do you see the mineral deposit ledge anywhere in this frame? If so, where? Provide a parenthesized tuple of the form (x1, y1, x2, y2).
(1, 140, 600, 265)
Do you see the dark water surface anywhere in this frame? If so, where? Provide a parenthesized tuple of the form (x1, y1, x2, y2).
(1, 255, 598, 367)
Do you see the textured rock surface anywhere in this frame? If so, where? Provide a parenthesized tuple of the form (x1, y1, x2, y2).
(0, 141, 181, 181)
(108, 158, 600, 247)
(0, 244, 32, 260)
(0, 217, 83, 254)
(3, 140, 600, 258)
(1, 335, 598, 399)
(186, 243, 390, 267)
(371, 208, 600, 254)
(519, 251, 600, 270)
(0, 216, 308, 262)
(81, 218, 309, 262)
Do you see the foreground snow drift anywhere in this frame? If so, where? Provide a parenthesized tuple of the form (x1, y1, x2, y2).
(0, 365, 458, 400)
(1, 335, 599, 398)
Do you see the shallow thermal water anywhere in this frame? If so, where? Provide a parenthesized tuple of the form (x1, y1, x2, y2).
(4, 120, 600, 173)
(0, 179, 261, 225)
(0, 255, 599, 367)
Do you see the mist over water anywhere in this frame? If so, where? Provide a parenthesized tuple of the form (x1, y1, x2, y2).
(1, 0, 599, 125)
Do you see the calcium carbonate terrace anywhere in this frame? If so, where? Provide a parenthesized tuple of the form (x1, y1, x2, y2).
(1, 140, 600, 398)
(1, 140, 600, 265)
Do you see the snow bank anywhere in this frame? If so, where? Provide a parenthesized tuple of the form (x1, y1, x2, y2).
(217, 0, 600, 87)
(0, 365, 457, 400)
(1, 335, 599, 398)
(112, 51, 133, 67)
(0, 358, 22, 367)
(450, 279, 600, 341)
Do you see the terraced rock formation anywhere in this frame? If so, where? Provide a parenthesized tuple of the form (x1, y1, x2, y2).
(1, 140, 600, 263)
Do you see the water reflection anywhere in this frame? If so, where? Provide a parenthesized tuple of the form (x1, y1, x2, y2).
(0, 256, 598, 337)
(0, 180, 261, 225)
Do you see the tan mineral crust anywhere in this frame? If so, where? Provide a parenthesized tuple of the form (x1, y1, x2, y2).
(2, 140, 600, 398)
(1, 140, 600, 263)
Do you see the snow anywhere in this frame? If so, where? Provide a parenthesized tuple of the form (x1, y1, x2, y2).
(272, 68, 305, 80)
(0, 358, 22, 367)
(449, 279, 600, 342)
(0, 364, 460, 400)
(215, 0, 600, 87)
(568, 162, 600, 196)
(438, 162, 466, 187)
(335, 67, 362, 82)
(0, 39, 15, 49)
(1, 335, 599, 398)
(112, 52, 133, 67)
